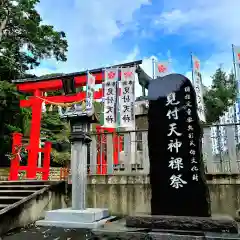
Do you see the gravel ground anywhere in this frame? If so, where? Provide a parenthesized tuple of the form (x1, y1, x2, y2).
(2, 225, 91, 240)
(2, 221, 240, 240)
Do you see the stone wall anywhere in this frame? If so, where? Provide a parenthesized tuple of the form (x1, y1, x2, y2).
(85, 174, 240, 218)
(2, 168, 240, 217)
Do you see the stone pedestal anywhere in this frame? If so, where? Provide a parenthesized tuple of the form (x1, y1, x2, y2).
(36, 208, 113, 229)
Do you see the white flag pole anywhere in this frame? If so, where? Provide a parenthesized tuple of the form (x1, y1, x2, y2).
(167, 50, 172, 73)
(116, 67, 120, 130)
(232, 44, 239, 97)
(232, 44, 237, 76)
(190, 52, 194, 85)
(86, 70, 89, 98)
(152, 57, 155, 79)
(231, 44, 239, 142)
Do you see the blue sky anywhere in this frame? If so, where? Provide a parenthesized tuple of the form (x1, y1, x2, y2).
(32, 0, 240, 96)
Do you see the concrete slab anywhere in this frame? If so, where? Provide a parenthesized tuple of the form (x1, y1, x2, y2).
(44, 208, 109, 223)
(36, 208, 112, 229)
(36, 216, 113, 229)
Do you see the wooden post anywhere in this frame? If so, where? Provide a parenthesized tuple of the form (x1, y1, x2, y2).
(225, 125, 239, 173)
(106, 133, 114, 174)
(90, 135, 97, 174)
(142, 131, 149, 174)
(123, 132, 131, 173)
(203, 127, 214, 173)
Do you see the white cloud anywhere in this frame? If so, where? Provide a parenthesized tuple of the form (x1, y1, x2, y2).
(156, 0, 240, 45)
(122, 46, 140, 64)
(32, 0, 150, 75)
(155, 0, 239, 85)
(141, 56, 157, 77)
(29, 67, 56, 77)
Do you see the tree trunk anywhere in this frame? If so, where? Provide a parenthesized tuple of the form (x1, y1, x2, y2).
(0, 0, 9, 42)
(0, 17, 7, 42)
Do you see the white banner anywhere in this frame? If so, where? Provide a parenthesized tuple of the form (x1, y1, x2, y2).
(41, 92, 47, 113)
(41, 102, 46, 113)
(233, 45, 240, 101)
(119, 67, 135, 128)
(154, 61, 170, 77)
(103, 68, 118, 128)
(233, 45, 240, 64)
(192, 55, 206, 122)
(86, 72, 96, 110)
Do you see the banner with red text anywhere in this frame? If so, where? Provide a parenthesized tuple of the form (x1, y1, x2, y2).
(86, 72, 96, 111)
(103, 68, 118, 128)
(192, 55, 206, 122)
(233, 45, 240, 97)
(119, 67, 136, 128)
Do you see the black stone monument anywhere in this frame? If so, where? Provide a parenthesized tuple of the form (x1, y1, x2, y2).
(92, 69, 239, 239)
(147, 73, 210, 217)
(125, 71, 239, 238)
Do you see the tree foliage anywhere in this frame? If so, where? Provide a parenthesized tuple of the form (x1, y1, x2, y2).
(0, 81, 31, 165)
(41, 109, 71, 165)
(0, 0, 68, 81)
(0, 0, 68, 165)
(203, 68, 237, 124)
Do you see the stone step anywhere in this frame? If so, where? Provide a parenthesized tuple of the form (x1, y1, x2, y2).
(0, 185, 48, 190)
(0, 181, 54, 186)
(0, 190, 35, 197)
(0, 196, 24, 204)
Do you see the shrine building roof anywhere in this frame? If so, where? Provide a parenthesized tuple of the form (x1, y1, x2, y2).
(12, 60, 142, 84)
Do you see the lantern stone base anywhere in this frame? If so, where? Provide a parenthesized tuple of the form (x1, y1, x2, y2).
(36, 208, 113, 229)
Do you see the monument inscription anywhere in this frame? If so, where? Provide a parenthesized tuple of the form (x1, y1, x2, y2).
(148, 74, 211, 217)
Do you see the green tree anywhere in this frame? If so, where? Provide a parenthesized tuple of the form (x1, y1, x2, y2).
(40, 101, 102, 165)
(0, 0, 68, 81)
(0, 0, 68, 165)
(0, 81, 31, 165)
(41, 109, 71, 166)
(204, 68, 237, 124)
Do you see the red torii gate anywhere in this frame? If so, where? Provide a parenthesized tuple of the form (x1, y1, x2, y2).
(10, 60, 141, 180)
